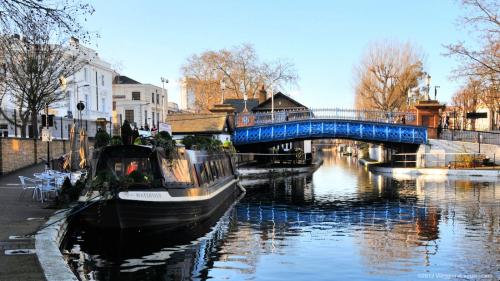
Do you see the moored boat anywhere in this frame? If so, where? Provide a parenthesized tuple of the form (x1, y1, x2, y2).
(77, 144, 241, 229)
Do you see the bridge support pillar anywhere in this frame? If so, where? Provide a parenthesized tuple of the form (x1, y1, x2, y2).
(368, 143, 390, 162)
(368, 144, 378, 161)
(379, 144, 386, 162)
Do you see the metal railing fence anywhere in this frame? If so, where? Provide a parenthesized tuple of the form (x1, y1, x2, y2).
(236, 108, 416, 127)
(391, 152, 498, 168)
(0, 107, 113, 139)
(233, 152, 312, 167)
(438, 129, 500, 145)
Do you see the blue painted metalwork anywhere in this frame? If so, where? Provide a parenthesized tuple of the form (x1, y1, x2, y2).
(233, 119, 427, 145)
(235, 201, 430, 226)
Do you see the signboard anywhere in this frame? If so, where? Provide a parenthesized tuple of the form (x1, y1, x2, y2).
(159, 123, 172, 135)
(41, 128, 52, 142)
(237, 114, 255, 127)
(466, 112, 487, 119)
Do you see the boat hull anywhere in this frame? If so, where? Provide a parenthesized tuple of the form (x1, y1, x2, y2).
(78, 179, 241, 229)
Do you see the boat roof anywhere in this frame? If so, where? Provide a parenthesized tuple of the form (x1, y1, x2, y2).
(98, 145, 155, 158)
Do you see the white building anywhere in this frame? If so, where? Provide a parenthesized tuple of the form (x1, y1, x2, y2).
(474, 106, 499, 131)
(0, 38, 113, 138)
(54, 39, 114, 123)
(168, 102, 180, 113)
(179, 77, 196, 111)
(112, 75, 167, 130)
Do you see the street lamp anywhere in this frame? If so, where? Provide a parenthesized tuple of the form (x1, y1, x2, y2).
(161, 77, 168, 122)
(75, 84, 90, 128)
(425, 73, 431, 100)
(76, 100, 85, 129)
(243, 93, 248, 113)
(407, 88, 417, 106)
(434, 86, 440, 100)
(139, 102, 150, 128)
(76, 84, 90, 103)
(452, 109, 457, 130)
(270, 87, 275, 121)
(220, 79, 226, 104)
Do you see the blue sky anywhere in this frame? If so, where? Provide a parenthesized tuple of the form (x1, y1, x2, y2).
(85, 0, 471, 108)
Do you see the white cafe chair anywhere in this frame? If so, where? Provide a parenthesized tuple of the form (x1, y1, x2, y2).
(18, 176, 41, 201)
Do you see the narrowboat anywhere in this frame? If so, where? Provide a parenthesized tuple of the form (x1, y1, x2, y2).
(77, 144, 241, 229)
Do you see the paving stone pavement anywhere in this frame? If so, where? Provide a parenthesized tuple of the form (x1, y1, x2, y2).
(0, 164, 57, 281)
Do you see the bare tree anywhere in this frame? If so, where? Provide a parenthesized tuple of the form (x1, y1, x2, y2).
(479, 76, 500, 129)
(0, 14, 87, 137)
(0, 0, 94, 41)
(181, 44, 298, 111)
(452, 79, 483, 130)
(354, 41, 425, 111)
(444, 0, 499, 80)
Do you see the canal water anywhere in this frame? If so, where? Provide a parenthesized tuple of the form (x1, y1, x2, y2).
(63, 151, 500, 281)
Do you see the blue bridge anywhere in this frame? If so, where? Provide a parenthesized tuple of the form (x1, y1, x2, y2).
(233, 109, 428, 146)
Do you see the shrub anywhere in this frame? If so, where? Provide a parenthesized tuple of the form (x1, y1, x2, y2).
(456, 154, 474, 168)
(155, 131, 176, 157)
(110, 136, 123, 145)
(182, 135, 222, 152)
(157, 131, 172, 140)
(56, 177, 85, 206)
(94, 130, 111, 148)
(121, 120, 133, 145)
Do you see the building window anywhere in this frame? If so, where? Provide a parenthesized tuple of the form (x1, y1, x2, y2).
(132, 92, 140, 100)
(84, 68, 88, 82)
(125, 110, 134, 123)
(112, 101, 116, 111)
(144, 110, 147, 126)
(84, 94, 89, 112)
(157, 112, 160, 124)
(152, 111, 155, 125)
(101, 97, 105, 112)
(151, 93, 155, 104)
(157, 94, 160, 104)
(101, 74, 104, 86)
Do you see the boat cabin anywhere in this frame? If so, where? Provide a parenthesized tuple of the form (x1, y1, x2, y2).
(92, 145, 235, 189)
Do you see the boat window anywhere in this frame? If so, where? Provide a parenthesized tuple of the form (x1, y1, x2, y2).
(217, 160, 226, 177)
(221, 158, 232, 177)
(205, 162, 214, 182)
(160, 158, 192, 185)
(210, 161, 219, 179)
(195, 163, 208, 186)
(215, 160, 222, 178)
(103, 157, 153, 182)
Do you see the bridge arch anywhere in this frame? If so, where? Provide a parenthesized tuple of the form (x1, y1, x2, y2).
(233, 119, 427, 146)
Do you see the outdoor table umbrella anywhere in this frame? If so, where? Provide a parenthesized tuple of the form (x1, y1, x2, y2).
(79, 128, 89, 169)
(63, 123, 76, 171)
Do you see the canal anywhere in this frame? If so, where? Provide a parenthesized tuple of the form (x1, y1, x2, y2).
(63, 151, 499, 281)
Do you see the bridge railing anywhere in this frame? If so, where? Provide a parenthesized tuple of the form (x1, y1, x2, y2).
(236, 108, 416, 127)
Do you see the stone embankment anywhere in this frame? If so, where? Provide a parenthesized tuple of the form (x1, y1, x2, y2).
(370, 166, 500, 179)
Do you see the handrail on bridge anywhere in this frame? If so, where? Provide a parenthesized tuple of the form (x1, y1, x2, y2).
(236, 108, 416, 127)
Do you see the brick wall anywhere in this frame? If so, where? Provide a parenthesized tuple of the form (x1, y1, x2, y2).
(0, 138, 69, 175)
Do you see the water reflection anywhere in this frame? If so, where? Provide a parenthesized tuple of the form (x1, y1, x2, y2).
(64, 151, 500, 281)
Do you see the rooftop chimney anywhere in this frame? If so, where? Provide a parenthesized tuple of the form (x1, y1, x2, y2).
(258, 85, 267, 104)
